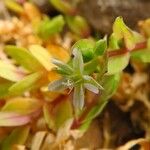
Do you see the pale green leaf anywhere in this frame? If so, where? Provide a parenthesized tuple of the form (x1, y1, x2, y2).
(66, 15, 90, 37)
(2, 97, 41, 115)
(55, 99, 73, 129)
(113, 17, 135, 50)
(1, 126, 30, 150)
(5, 45, 43, 72)
(0, 60, 24, 82)
(107, 53, 130, 74)
(37, 15, 65, 39)
(8, 72, 42, 96)
(29, 45, 55, 71)
(43, 105, 55, 131)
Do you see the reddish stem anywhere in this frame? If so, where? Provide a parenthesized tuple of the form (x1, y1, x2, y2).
(108, 41, 147, 57)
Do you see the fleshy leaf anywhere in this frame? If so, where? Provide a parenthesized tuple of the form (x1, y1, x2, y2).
(31, 131, 47, 150)
(49, 0, 76, 15)
(100, 74, 121, 100)
(0, 82, 13, 98)
(5, 45, 43, 72)
(55, 99, 73, 129)
(66, 15, 90, 37)
(73, 84, 84, 110)
(43, 105, 55, 130)
(1, 126, 30, 150)
(2, 97, 41, 115)
(0, 60, 24, 82)
(48, 78, 68, 92)
(8, 72, 42, 96)
(113, 17, 135, 50)
(94, 38, 107, 56)
(29, 45, 54, 71)
(107, 53, 130, 74)
(0, 112, 31, 126)
(4, 0, 24, 14)
(37, 15, 65, 39)
(72, 39, 94, 62)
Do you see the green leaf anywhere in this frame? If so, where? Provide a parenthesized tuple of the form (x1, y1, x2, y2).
(2, 97, 41, 115)
(0, 82, 13, 98)
(107, 53, 130, 74)
(4, 0, 24, 14)
(131, 49, 150, 63)
(72, 48, 84, 74)
(48, 78, 68, 92)
(0, 112, 31, 126)
(43, 105, 55, 131)
(5, 45, 43, 72)
(55, 99, 73, 129)
(1, 126, 30, 150)
(72, 39, 94, 62)
(84, 83, 99, 94)
(37, 15, 65, 39)
(8, 72, 42, 96)
(52, 59, 73, 75)
(49, 0, 76, 15)
(29, 45, 55, 71)
(94, 38, 107, 56)
(66, 15, 90, 37)
(108, 33, 120, 49)
(84, 58, 99, 75)
(100, 74, 121, 100)
(73, 84, 84, 110)
(0, 60, 24, 82)
(113, 17, 135, 50)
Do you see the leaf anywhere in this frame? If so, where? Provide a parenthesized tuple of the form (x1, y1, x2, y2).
(29, 45, 54, 71)
(2, 97, 41, 115)
(100, 74, 121, 100)
(52, 59, 73, 75)
(8, 72, 42, 96)
(1, 126, 30, 150)
(72, 39, 94, 62)
(66, 15, 90, 37)
(131, 49, 150, 63)
(72, 48, 84, 74)
(5, 45, 43, 72)
(55, 99, 73, 129)
(4, 0, 24, 14)
(83, 75, 103, 90)
(107, 53, 130, 74)
(94, 38, 107, 56)
(0, 82, 13, 98)
(0, 112, 31, 126)
(43, 105, 55, 131)
(0, 60, 24, 82)
(73, 84, 84, 110)
(48, 78, 68, 92)
(84, 83, 99, 94)
(37, 15, 65, 39)
(113, 17, 135, 50)
(49, 0, 76, 15)
(31, 131, 47, 150)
